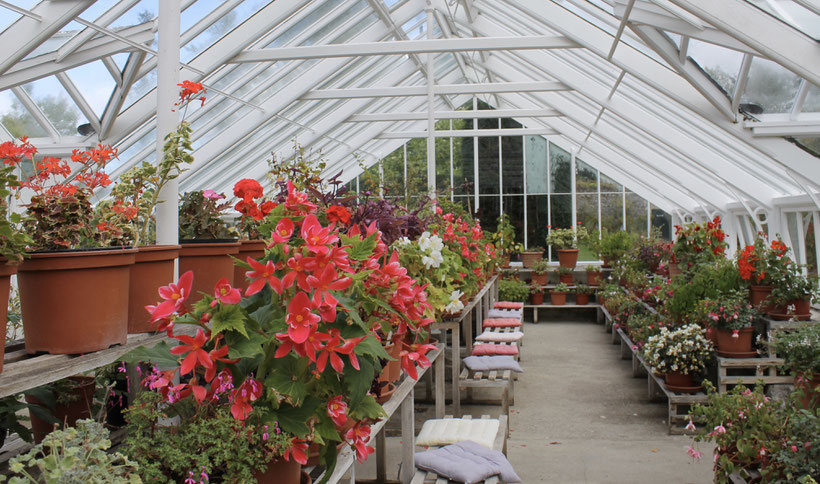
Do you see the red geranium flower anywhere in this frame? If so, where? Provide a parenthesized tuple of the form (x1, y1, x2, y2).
(233, 178, 263, 201)
(326, 205, 351, 225)
(170, 328, 213, 375)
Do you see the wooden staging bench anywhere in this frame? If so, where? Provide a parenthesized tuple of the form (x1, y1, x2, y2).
(410, 414, 509, 484)
(433, 276, 498, 417)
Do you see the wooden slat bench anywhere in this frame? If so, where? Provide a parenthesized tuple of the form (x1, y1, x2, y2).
(458, 367, 513, 424)
(411, 415, 509, 484)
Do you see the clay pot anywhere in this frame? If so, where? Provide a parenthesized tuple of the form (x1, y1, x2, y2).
(715, 327, 755, 356)
(128, 245, 180, 334)
(378, 343, 402, 384)
(768, 298, 812, 321)
(377, 382, 397, 404)
(0, 261, 17, 373)
(520, 250, 544, 268)
(252, 457, 302, 484)
(795, 373, 819, 409)
(601, 257, 613, 269)
(178, 240, 241, 301)
(749, 285, 774, 313)
(556, 249, 579, 269)
(664, 371, 701, 393)
(233, 239, 267, 292)
(550, 291, 567, 305)
(586, 270, 602, 286)
(576, 293, 589, 305)
(26, 376, 95, 443)
(531, 292, 543, 305)
(531, 272, 547, 286)
(18, 248, 135, 354)
(559, 273, 574, 284)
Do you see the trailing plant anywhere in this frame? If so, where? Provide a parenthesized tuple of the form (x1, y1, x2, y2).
(545, 224, 589, 250)
(673, 216, 728, 269)
(767, 323, 820, 375)
(642, 324, 713, 375)
(178, 190, 236, 240)
(498, 278, 530, 302)
(626, 312, 666, 349)
(1, 419, 140, 483)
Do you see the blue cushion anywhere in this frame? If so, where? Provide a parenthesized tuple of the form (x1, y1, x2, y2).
(414, 440, 521, 483)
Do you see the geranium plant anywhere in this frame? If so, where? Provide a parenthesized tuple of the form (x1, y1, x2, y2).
(642, 324, 713, 376)
(233, 178, 276, 239)
(133, 182, 435, 479)
(498, 278, 529, 302)
(0, 146, 30, 262)
(736, 235, 792, 286)
(545, 224, 589, 250)
(673, 216, 728, 269)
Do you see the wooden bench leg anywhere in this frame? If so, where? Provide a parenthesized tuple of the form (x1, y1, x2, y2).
(502, 387, 510, 437)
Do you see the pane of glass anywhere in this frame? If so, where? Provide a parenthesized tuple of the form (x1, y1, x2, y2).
(452, 136, 473, 195)
(803, 83, 820, 112)
(436, 137, 451, 196)
(182, 3, 245, 63)
(599, 172, 622, 193)
(600, 193, 623, 233)
(742, 57, 802, 114)
(501, 118, 522, 129)
(625, 193, 647, 235)
(452, 196, 472, 216)
(359, 162, 380, 195)
(382, 148, 404, 196)
(501, 136, 523, 194)
(576, 158, 597, 193)
(526, 194, 548, 250)
(476, 196, 500, 234)
(405, 138, 427, 197)
(795, 137, 820, 156)
(651, 204, 672, 241)
(0, 90, 47, 138)
(125, 68, 157, 108)
(25, 78, 87, 136)
(503, 195, 525, 246)
(66, 60, 116, 116)
(806, 215, 817, 276)
(549, 194, 572, 230)
(577, 193, 599, 232)
(525, 135, 548, 194)
(478, 136, 499, 195)
(687, 39, 743, 95)
(549, 142, 571, 194)
(110, 0, 158, 28)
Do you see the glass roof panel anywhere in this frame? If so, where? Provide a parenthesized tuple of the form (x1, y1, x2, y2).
(802, 83, 820, 112)
(0, 89, 47, 138)
(745, 0, 820, 40)
(741, 56, 802, 114)
(27, 77, 90, 136)
(686, 39, 744, 96)
(109, 0, 158, 28)
(66, 60, 117, 117)
(124, 68, 157, 108)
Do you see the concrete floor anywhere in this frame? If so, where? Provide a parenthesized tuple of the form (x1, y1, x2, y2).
(349, 318, 715, 483)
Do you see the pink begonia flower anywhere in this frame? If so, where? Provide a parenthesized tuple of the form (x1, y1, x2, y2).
(202, 189, 223, 199)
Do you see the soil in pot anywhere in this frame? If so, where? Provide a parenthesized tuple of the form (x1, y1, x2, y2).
(25, 376, 95, 443)
(178, 240, 241, 301)
(556, 249, 579, 269)
(252, 457, 301, 484)
(550, 291, 567, 305)
(576, 293, 589, 305)
(586, 271, 601, 286)
(233, 240, 267, 292)
(715, 327, 756, 357)
(128, 245, 180, 334)
(531, 272, 547, 286)
(18, 248, 135, 354)
(0, 261, 17, 372)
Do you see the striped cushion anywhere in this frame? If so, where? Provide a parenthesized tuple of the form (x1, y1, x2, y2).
(472, 343, 519, 356)
(416, 418, 500, 449)
(494, 301, 524, 310)
(482, 318, 522, 328)
(475, 330, 524, 342)
(488, 308, 522, 320)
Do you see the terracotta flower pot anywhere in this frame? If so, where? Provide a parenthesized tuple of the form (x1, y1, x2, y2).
(377, 382, 397, 404)
(795, 373, 819, 409)
(715, 327, 755, 356)
(768, 298, 812, 321)
(252, 457, 302, 484)
(749, 285, 774, 313)
(18, 248, 135, 354)
(531, 272, 547, 286)
(586, 270, 602, 286)
(556, 249, 579, 269)
(128, 245, 180, 334)
(378, 343, 402, 384)
(178, 240, 241, 301)
(601, 257, 613, 268)
(531, 292, 544, 305)
(0, 261, 17, 373)
(664, 371, 701, 393)
(576, 293, 589, 305)
(520, 250, 544, 268)
(26, 376, 95, 443)
(233, 239, 267, 292)
(550, 291, 567, 305)
(559, 273, 574, 284)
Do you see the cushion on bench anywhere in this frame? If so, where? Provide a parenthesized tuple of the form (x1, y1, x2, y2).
(475, 330, 523, 342)
(472, 343, 519, 356)
(482, 318, 522, 328)
(493, 301, 524, 310)
(416, 418, 500, 449)
(488, 308, 522, 320)
(415, 440, 521, 483)
(463, 355, 523, 373)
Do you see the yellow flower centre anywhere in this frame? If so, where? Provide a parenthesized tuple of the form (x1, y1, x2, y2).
(280, 229, 288, 235)
(172, 293, 182, 300)
(296, 315, 303, 322)
(220, 288, 228, 295)
(312, 236, 320, 244)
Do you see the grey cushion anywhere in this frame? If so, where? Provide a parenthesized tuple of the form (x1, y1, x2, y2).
(415, 440, 521, 483)
(488, 308, 522, 320)
(463, 355, 524, 373)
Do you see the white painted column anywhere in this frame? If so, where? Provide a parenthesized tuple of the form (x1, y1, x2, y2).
(570, 149, 577, 230)
(425, 1, 436, 199)
(154, 0, 182, 247)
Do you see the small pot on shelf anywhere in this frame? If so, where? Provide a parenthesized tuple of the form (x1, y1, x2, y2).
(559, 273, 574, 284)
(25, 376, 95, 443)
(556, 249, 579, 269)
(520, 250, 544, 268)
(550, 291, 567, 306)
(715, 327, 756, 357)
(586, 270, 602, 286)
(252, 457, 302, 484)
(530, 292, 544, 305)
(576, 293, 590, 305)
(531, 272, 547, 286)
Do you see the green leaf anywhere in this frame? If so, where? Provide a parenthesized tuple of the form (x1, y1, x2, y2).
(226, 331, 266, 359)
(314, 414, 341, 443)
(264, 357, 308, 403)
(122, 341, 180, 368)
(274, 398, 320, 436)
(346, 232, 378, 261)
(343, 358, 375, 408)
(317, 441, 339, 484)
(210, 304, 248, 338)
(349, 394, 387, 421)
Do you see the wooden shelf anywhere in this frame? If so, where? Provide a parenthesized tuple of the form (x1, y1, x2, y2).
(525, 303, 600, 309)
(0, 327, 196, 399)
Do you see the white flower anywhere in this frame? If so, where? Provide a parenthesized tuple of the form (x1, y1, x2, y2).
(397, 237, 411, 246)
(418, 232, 433, 252)
(428, 234, 444, 252)
(449, 290, 464, 302)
